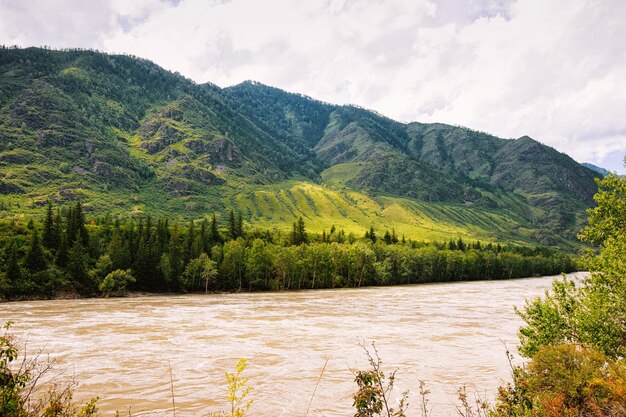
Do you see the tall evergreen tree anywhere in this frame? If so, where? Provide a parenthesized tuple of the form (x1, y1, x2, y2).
(109, 229, 131, 271)
(368, 226, 377, 243)
(42, 200, 58, 250)
(6, 240, 21, 286)
(199, 218, 208, 254)
(166, 225, 184, 290)
(209, 214, 221, 244)
(235, 212, 244, 238)
(291, 216, 308, 245)
(184, 220, 195, 266)
(67, 238, 89, 292)
(66, 201, 89, 246)
(24, 229, 47, 272)
(55, 234, 69, 267)
(228, 209, 236, 240)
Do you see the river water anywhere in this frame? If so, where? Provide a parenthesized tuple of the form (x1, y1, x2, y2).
(1, 274, 578, 417)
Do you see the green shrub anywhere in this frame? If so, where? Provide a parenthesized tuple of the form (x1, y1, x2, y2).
(99, 269, 135, 297)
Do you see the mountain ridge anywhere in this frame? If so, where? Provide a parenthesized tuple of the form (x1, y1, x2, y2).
(0, 47, 599, 248)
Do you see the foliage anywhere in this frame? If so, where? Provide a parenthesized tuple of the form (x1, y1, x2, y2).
(493, 345, 626, 417)
(0, 200, 577, 300)
(0, 322, 99, 417)
(223, 358, 253, 417)
(182, 253, 217, 293)
(496, 161, 626, 417)
(353, 343, 408, 417)
(517, 170, 626, 358)
(99, 269, 136, 297)
(0, 47, 600, 248)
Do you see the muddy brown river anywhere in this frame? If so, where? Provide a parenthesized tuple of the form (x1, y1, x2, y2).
(1, 274, 578, 416)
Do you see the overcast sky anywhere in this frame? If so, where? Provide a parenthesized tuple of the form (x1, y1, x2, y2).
(1, 0, 625, 173)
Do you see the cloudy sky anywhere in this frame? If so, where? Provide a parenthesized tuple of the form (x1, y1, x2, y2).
(1, 0, 625, 173)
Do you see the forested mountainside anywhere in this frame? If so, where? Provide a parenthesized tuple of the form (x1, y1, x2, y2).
(0, 47, 599, 247)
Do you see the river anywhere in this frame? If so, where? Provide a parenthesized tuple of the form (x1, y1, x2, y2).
(0, 273, 579, 416)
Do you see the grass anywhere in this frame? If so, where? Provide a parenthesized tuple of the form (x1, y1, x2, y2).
(220, 180, 534, 244)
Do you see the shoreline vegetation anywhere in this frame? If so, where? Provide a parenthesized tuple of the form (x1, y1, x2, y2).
(0, 201, 576, 302)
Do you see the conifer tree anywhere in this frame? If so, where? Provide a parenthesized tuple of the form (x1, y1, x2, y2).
(228, 209, 236, 240)
(236, 212, 244, 239)
(209, 214, 221, 244)
(108, 230, 130, 270)
(55, 234, 69, 267)
(291, 216, 308, 245)
(24, 229, 47, 272)
(66, 201, 89, 246)
(166, 225, 184, 290)
(199, 218, 208, 254)
(42, 200, 58, 250)
(67, 238, 89, 291)
(6, 240, 21, 286)
(184, 220, 195, 266)
(367, 226, 377, 243)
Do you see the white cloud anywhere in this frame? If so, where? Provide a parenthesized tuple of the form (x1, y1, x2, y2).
(0, 0, 624, 172)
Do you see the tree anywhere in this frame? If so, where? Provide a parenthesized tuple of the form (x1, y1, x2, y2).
(209, 214, 221, 244)
(24, 229, 46, 272)
(184, 220, 195, 266)
(55, 234, 69, 267)
(228, 209, 237, 240)
(182, 253, 217, 293)
(5, 241, 21, 294)
(66, 201, 89, 247)
(291, 216, 307, 245)
(222, 238, 246, 291)
(518, 166, 626, 358)
(246, 239, 271, 290)
(366, 226, 376, 243)
(42, 200, 59, 250)
(236, 212, 244, 239)
(99, 269, 136, 297)
(67, 239, 90, 292)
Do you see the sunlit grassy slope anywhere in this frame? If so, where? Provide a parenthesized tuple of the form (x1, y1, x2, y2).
(225, 180, 533, 244)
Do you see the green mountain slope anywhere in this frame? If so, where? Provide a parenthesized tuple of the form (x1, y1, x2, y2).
(0, 47, 599, 248)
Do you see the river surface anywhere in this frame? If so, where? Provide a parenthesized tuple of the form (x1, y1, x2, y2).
(1, 274, 580, 417)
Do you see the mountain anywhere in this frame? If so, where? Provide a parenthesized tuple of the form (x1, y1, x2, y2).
(0, 47, 600, 248)
(581, 163, 609, 177)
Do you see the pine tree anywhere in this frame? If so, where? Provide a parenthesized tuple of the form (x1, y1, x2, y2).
(166, 225, 184, 291)
(42, 200, 58, 250)
(368, 226, 377, 243)
(291, 217, 308, 245)
(108, 230, 130, 270)
(55, 234, 69, 267)
(67, 239, 89, 291)
(199, 218, 208, 254)
(228, 209, 236, 240)
(391, 229, 399, 244)
(236, 212, 244, 238)
(209, 214, 221, 244)
(6, 240, 21, 285)
(66, 201, 89, 246)
(184, 220, 195, 266)
(24, 229, 47, 272)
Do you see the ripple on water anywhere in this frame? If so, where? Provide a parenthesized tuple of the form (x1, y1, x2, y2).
(0, 273, 586, 417)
